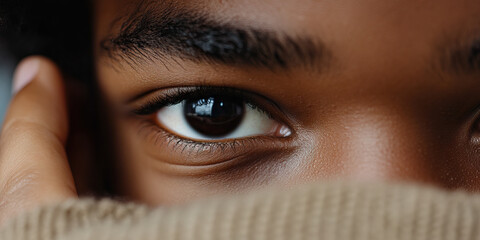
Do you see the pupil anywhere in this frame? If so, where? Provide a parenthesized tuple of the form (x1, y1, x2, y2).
(184, 97, 245, 137)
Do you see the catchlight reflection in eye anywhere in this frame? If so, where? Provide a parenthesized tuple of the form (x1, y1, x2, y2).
(156, 96, 292, 141)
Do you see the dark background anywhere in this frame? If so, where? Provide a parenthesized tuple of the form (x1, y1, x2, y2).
(0, 42, 13, 124)
(0, 0, 93, 125)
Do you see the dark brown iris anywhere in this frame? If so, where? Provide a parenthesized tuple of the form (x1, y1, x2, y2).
(184, 97, 245, 137)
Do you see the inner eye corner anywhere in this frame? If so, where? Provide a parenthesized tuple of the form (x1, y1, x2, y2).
(472, 121, 480, 140)
(470, 111, 480, 146)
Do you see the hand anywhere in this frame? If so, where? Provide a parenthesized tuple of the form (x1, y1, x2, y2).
(0, 57, 77, 225)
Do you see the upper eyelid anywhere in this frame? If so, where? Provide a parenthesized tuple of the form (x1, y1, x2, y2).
(129, 86, 285, 117)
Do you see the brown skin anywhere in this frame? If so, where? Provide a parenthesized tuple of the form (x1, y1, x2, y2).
(0, 57, 76, 224)
(1, 0, 480, 223)
(94, 0, 480, 205)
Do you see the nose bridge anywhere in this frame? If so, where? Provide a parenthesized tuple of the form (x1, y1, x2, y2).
(314, 107, 440, 184)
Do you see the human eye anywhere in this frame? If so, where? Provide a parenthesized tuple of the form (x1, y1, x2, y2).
(131, 86, 292, 146)
(157, 93, 291, 141)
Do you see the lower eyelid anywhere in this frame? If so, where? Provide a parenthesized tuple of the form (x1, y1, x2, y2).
(134, 118, 294, 169)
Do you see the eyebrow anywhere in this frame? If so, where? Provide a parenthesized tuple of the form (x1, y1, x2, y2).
(102, 2, 480, 77)
(445, 38, 480, 75)
(100, 3, 330, 71)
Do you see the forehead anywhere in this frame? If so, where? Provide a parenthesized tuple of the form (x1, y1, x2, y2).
(94, 0, 480, 99)
(96, 0, 480, 36)
(95, 0, 480, 63)
(95, 1, 480, 70)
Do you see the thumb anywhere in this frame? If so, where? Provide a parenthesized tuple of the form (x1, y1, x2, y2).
(0, 56, 77, 224)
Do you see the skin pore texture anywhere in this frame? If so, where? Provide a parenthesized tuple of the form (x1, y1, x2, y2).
(94, 0, 480, 205)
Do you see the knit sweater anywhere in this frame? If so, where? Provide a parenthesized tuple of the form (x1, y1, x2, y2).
(1, 181, 479, 240)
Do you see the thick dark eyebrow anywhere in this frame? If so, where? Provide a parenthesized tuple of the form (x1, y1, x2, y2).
(100, 3, 330, 71)
(438, 36, 480, 76)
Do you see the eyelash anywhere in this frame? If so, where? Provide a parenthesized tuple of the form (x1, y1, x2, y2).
(137, 121, 280, 155)
(133, 86, 273, 118)
(132, 86, 288, 154)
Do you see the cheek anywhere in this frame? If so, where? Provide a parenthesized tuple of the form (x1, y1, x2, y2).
(107, 106, 480, 206)
(110, 115, 212, 205)
(108, 112, 299, 205)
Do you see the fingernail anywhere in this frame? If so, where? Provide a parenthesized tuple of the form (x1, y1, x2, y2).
(12, 58, 40, 95)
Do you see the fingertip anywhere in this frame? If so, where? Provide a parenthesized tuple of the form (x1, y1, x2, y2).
(12, 57, 40, 95)
(12, 56, 64, 94)
(5, 56, 69, 142)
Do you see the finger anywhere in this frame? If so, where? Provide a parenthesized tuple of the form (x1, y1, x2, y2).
(0, 57, 77, 223)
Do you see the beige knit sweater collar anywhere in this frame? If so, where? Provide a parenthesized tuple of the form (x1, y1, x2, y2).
(1, 181, 480, 240)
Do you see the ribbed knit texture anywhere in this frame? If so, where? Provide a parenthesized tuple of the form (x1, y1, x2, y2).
(1, 181, 480, 240)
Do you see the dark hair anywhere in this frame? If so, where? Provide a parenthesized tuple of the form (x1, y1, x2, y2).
(0, 0, 93, 81)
